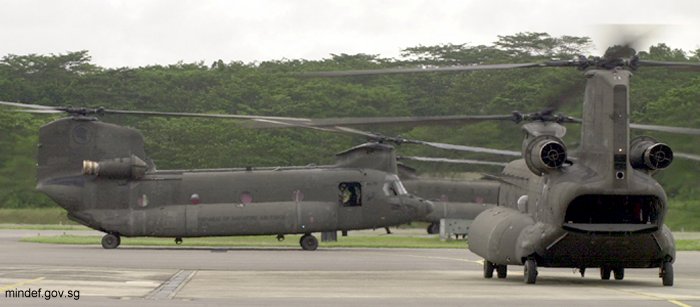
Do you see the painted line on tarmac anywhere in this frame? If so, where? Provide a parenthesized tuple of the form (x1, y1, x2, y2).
(145, 270, 196, 300)
(0, 277, 45, 292)
(607, 287, 693, 307)
(378, 253, 483, 265)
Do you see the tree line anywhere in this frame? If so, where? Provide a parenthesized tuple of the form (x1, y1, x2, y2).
(0, 32, 698, 208)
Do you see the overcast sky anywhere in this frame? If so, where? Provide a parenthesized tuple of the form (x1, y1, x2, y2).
(1, 0, 699, 68)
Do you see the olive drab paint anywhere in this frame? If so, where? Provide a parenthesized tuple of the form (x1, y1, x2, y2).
(35, 118, 432, 250)
(468, 68, 676, 285)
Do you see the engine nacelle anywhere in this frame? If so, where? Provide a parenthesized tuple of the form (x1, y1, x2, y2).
(83, 154, 147, 179)
(630, 136, 673, 171)
(523, 135, 567, 176)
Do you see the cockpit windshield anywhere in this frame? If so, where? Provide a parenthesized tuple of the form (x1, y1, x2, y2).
(383, 175, 408, 196)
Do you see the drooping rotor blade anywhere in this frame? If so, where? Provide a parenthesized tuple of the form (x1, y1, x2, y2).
(0, 101, 313, 123)
(101, 109, 312, 122)
(14, 109, 64, 114)
(675, 152, 700, 162)
(637, 60, 700, 71)
(415, 140, 521, 157)
(328, 126, 521, 157)
(398, 156, 508, 167)
(0, 100, 58, 110)
(630, 123, 700, 136)
(299, 62, 562, 77)
(245, 114, 521, 129)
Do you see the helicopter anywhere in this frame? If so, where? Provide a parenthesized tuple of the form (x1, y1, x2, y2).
(257, 45, 700, 286)
(0, 101, 434, 251)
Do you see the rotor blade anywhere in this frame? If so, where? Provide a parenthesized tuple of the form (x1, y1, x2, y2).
(245, 114, 518, 129)
(0, 101, 315, 123)
(329, 127, 521, 156)
(637, 60, 700, 71)
(300, 63, 548, 77)
(630, 123, 700, 136)
(101, 109, 312, 122)
(416, 140, 521, 157)
(0, 100, 58, 110)
(13, 109, 64, 114)
(675, 152, 700, 162)
(399, 156, 508, 167)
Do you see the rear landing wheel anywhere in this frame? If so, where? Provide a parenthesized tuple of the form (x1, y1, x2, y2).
(427, 223, 439, 234)
(101, 233, 120, 249)
(497, 265, 507, 278)
(483, 260, 495, 278)
(613, 268, 624, 280)
(661, 262, 674, 286)
(524, 259, 537, 284)
(300, 234, 318, 251)
(175, 237, 183, 245)
(600, 267, 611, 280)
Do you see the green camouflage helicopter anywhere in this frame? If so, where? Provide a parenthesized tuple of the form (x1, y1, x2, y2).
(0, 101, 435, 251)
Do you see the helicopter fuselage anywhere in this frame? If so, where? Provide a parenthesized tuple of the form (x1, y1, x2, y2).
(40, 167, 428, 238)
(34, 117, 431, 248)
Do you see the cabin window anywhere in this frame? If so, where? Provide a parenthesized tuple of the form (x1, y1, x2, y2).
(240, 191, 253, 205)
(339, 182, 362, 207)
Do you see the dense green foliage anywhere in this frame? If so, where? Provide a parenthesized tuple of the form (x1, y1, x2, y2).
(0, 32, 698, 212)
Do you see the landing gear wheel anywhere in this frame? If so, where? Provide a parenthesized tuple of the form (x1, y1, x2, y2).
(101, 233, 120, 249)
(299, 234, 318, 251)
(276, 234, 285, 242)
(175, 237, 183, 245)
(613, 268, 624, 280)
(524, 259, 537, 284)
(483, 260, 495, 278)
(427, 223, 439, 234)
(600, 267, 611, 280)
(497, 265, 507, 278)
(661, 262, 674, 286)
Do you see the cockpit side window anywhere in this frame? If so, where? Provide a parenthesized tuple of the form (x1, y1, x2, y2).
(339, 182, 362, 207)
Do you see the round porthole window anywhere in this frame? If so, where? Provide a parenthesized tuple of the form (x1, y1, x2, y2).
(240, 191, 253, 204)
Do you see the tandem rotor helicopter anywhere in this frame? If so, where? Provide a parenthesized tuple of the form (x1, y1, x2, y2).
(269, 43, 700, 286)
(0, 101, 438, 251)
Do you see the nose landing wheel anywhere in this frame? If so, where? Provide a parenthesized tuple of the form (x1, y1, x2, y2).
(101, 233, 121, 249)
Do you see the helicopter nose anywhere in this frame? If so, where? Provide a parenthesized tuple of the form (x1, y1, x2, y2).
(403, 195, 434, 218)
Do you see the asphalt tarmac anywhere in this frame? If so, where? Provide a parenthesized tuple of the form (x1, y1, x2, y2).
(0, 229, 698, 307)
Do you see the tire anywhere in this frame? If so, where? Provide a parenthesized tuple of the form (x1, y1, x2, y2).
(483, 260, 495, 278)
(497, 265, 507, 279)
(101, 233, 120, 249)
(662, 262, 674, 286)
(600, 267, 611, 280)
(427, 223, 439, 234)
(524, 259, 537, 284)
(300, 234, 318, 251)
(613, 268, 624, 280)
